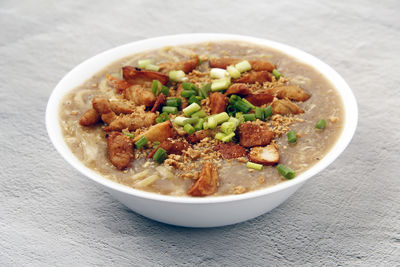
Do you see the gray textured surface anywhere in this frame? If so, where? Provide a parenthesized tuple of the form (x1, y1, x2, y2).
(1, 0, 399, 265)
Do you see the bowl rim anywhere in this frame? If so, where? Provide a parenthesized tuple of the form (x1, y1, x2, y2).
(46, 33, 358, 204)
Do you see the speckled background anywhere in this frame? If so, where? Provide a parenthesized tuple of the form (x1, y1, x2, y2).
(1, 0, 399, 265)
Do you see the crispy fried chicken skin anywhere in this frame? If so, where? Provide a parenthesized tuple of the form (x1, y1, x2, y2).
(106, 74, 131, 94)
(233, 71, 272, 84)
(107, 131, 134, 170)
(271, 99, 304, 115)
(122, 66, 169, 85)
(148, 139, 190, 158)
(224, 83, 251, 96)
(79, 108, 100, 126)
(124, 85, 156, 107)
(245, 93, 274, 106)
(209, 92, 228, 114)
(238, 121, 275, 148)
(104, 112, 157, 132)
(109, 99, 136, 114)
(271, 85, 310, 102)
(185, 130, 212, 144)
(214, 143, 247, 159)
(92, 97, 117, 124)
(132, 120, 174, 143)
(158, 57, 199, 74)
(187, 162, 219, 197)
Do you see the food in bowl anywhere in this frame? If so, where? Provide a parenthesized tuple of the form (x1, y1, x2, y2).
(59, 41, 343, 197)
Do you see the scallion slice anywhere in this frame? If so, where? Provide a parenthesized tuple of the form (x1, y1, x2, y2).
(315, 119, 326, 130)
(151, 80, 162, 96)
(135, 136, 148, 149)
(211, 77, 231, 91)
(287, 130, 297, 143)
(199, 83, 211, 98)
(272, 69, 281, 80)
(138, 59, 151, 69)
(183, 124, 195, 135)
(160, 85, 169, 96)
(182, 82, 197, 91)
(255, 107, 264, 120)
(188, 95, 201, 105)
(235, 60, 252, 73)
(169, 70, 186, 82)
(215, 132, 226, 141)
(264, 106, 273, 118)
(166, 98, 181, 107)
(214, 112, 230, 124)
(182, 103, 201, 116)
(180, 90, 196, 98)
(191, 110, 206, 118)
(194, 118, 204, 131)
(228, 117, 240, 127)
(207, 117, 218, 129)
(246, 161, 263, 170)
(145, 64, 160, 72)
(162, 106, 178, 114)
(183, 118, 199, 125)
(222, 132, 235, 142)
(210, 68, 229, 79)
(233, 100, 253, 113)
(243, 113, 256, 121)
(153, 148, 167, 163)
(123, 131, 135, 139)
(173, 116, 187, 126)
(277, 164, 296, 179)
(226, 65, 241, 79)
(220, 121, 236, 134)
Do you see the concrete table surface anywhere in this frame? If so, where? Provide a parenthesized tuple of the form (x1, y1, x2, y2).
(1, 0, 399, 265)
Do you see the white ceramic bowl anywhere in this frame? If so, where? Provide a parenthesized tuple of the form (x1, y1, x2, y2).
(46, 33, 357, 227)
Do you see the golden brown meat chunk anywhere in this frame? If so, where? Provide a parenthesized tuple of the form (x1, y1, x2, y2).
(187, 162, 219, 197)
(209, 92, 228, 114)
(209, 58, 276, 72)
(147, 139, 190, 158)
(245, 93, 274, 106)
(124, 85, 156, 107)
(272, 85, 311, 102)
(106, 74, 131, 94)
(132, 121, 174, 143)
(158, 57, 199, 74)
(248, 144, 280, 165)
(104, 112, 157, 132)
(185, 130, 212, 144)
(109, 99, 137, 114)
(224, 83, 251, 96)
(92, 97, 117, 124)
(238, 121, 275, 148)
(122, 66, 169, 85)
(150, 93, 167, 112)
(79, 108, 100, 126)
(214, 143, 247, 159)
(271, 99, 304, 115)
(233, 71, 272, 84)
(107, 131, 135, 170)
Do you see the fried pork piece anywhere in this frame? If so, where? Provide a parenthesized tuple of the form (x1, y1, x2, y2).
(175, 83, 188, 109)
(209, 92, 228, 114)
(271, 85, 310, 102)
(147, 139, 190, 158)
(79, 108, 100, 126)
(238, 121, 275, 148)
(209, 58, 276, 72)
(233, 71, 272, 84)
(186, 130, 212, 144)
(150, 93, 167, 112)
(109, 99, 136, 114)
(271, 98, 304, 115)
(107, 131, 135, 170)
(92, 97, 117, 124)
(245, 93, 274, 106)
(124, 85, 156, 107)
(122, 66, 169, 85)
(187, 162, 219, 197)
(158, 57, 199, 74)
(224, 83, 251, 96)
(248, 144, 280, 165)
(106, 74, 131, 94)
(104, 112, 157, 132)
(214, 143, 247, 159)
(133, 120, 174, 143)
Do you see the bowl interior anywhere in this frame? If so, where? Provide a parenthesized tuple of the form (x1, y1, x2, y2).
(46, 33, 358, 204)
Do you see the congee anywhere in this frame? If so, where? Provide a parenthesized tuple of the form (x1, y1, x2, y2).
(59, 41, 343, 197)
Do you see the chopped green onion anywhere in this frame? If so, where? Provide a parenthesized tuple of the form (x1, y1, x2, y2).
(188, 95, 201, 105)
(153, 148, 167, 163)
(315, 119, 326, 130)
(152, 141, 160, 148)
(156, 112, 169, 124)
(169, 70, 186, 82)
(151, 80, 162, 96)
(145, 64, 160, 72)
(182, 82, 197, 91)
(138, 59, 151, 69)
(246, 161, 263, 171)
(242, 98, 255, 109)
(207, 116, 218, 129)
(183, 118, 199, 125)
(226, 65, 241, 79)
(180, 90, 196, 98)
(228, 117, 240, 127)
(183, 124, 195, 135)
(166, 98, 181, 107)
(191, 110, 206, 118)
(220, 121, 236, 134)
(272, 69, 281, 80)
(203, 121, 209, 130)
(160, 85, 169, 96)
(210, 68, 229, 79)
(162, 106, 178, 114)
(123, 131, 135, 139)
(173, 116, 187, 126)
(287, 130, 297, 143)
(235, 112, 245, 123)
(235, 60, 252, 73)
(199, 83, 211, 98)
(135, 136, 148, 149)
(229, 94, 241, 104)
(255, 107, 264, 120)
(194, 118, 204, 131)
(222, 132, 235, 142)
(243, 113, 256, 121)
(277, 164, 296, 179)
(264, 106, 273, 118)
(215, 132, 226, 141)
(226, 105, 237, 116)
(211, 77, 231, 91)
(214, 112, 230, 124)
(183, 103, 201, 116)
(233, 100, 253, 113)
